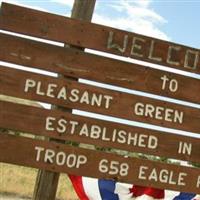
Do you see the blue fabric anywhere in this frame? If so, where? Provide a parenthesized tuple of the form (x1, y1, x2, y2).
(98, 179, 119, 200)
(173, 192, 196, 200)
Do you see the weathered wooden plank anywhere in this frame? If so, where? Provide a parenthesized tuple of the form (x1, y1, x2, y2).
(33, 1, 97, 199)
(0, 33, 200, 104)
(1, 66, 200, 134)
(0, 100, 199, 163)
(0, 3, 200, 74)
(0, 134, 199, 193)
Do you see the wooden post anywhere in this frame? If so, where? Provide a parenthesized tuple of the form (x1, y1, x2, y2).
(33, 1, 96, 200)
(71, 0, 96, 21)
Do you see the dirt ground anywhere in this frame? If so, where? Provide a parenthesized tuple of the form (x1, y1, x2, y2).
(0, 194, 31, 200)
(0, 194, 76, 200)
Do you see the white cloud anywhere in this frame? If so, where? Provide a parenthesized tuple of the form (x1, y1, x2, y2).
(94, 0, 169, 40)
(0, 0, 48, 12)
(120, 1, 166, 23)
(51, 0, 74, 7)
(111, 0, 152, 11)
(131, 0, 152, 8)
(0, 0, 18, 5)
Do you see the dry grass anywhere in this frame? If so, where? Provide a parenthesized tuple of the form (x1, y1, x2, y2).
(0, 163, 78, 200)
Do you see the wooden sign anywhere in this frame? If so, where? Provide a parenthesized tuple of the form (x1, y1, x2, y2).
(1, 100, 200, 163)
(1, 33, 200, 104)
(0, 3, 200, 74)
(0, 134, 199, 194)
(1, 66, 200, 134)
(0, 3, 199, 195)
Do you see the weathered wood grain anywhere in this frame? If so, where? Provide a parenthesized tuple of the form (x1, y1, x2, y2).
(1, 66, 200, 134)
(0, 33, 200, 104)
(0, 134, 199, 193)
(0, 100, 199, 163)
(0, 3, 200, 74)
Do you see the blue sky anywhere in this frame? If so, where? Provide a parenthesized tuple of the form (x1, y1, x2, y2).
(152, 1, 200, 48)
(1, 0, 200, 49)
